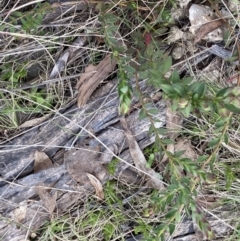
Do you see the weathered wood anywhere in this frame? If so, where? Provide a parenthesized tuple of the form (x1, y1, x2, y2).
(0, 79, 232, 240)
(0, 79, 167, 240)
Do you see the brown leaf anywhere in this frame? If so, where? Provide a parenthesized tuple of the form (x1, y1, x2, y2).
(77, 64, 97, 85)
(120, 117, 165, 191)
(64, 148, 109, 185)
(34, 150, 53, 173)
(175, 138, 197, 160)
(160, 100, 182, 165)
(86, 173, 104, 200)
(77, 54, 117, 107)
(35, 185, 57, 214)
(197, 195, 218, 209)
(19, 112, 52, 128)
(194, 19, 225, 44)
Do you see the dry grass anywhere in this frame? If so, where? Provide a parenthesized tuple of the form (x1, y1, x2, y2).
(1, 0, 240, 240)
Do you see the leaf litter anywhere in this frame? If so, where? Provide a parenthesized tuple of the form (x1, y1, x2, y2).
(1, 0, 240, 240)
(77, 54, 117, 106)
(34, 150, 53, 173)
(35, 185, 57, 214)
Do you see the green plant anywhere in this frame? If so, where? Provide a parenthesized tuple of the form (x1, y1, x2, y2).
(2, 0, 240, 240)
(0, 61, 53, 128)
(99, 2, 240, 240)
(0, 2, 51, 34)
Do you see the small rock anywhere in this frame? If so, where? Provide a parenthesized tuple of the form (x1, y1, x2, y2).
(185, 41, 198, 53)
(167, 26, 183, 44)
(189, 4, 223, 42)
(172, 44, 185, 60)
(201, 58, 222, 81)
(182, 31, 195, 41)
(171, 8, 185, 21)
(176, 0, 191, 8)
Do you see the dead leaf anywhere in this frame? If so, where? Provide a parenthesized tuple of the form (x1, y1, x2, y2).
(120, 117, 165, 191)
(49, 36, 88, 78)
(64, 148, 109, 185)
(34, 150, 53, 173)
(194, 19, 225, 44)
(35, 185, 57, 214)
(19, 112, 52, 128)
(86, 173, 104, 200)
(160, 100, 182, 165)
(77, 54, 117, 107)
(197, 195, 218, 209)
(78, 64, 97, 83)
(175, 138, 197, 160)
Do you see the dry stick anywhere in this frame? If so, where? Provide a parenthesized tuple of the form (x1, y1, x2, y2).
(120, 117, 165, 191)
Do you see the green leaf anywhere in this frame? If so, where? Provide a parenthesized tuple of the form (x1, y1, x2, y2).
(171, 98, 179, 112)
(178, 190, 189, 205)
(103, 222, 115, 240)
(196, 155, 209, 163)
(172, 83, 185, 96)
(12, 11, 22, 17)
(139, 70, 148, 79)
(175, 210, 181, 222)
(208, 137, 220, 147)
(169, 224, 175, 235)
(165, 209, 178, 219)
(104, 14, 119, 24)
(148, 108, 159, 115)
(162, 57, 172, 74)
(166, 193, 174, 204)
(120, 102, 130, 114)
(224, 133, 229, 144)
(146, 153, 155, 168)
(179, 103, 191, 117)
(160, 84, 177, 96)
(146, 43, 155, 57)
(139, 109, 146, 120)
(216, 87, 231, 97)
(210, 154, 216, 173)
(225, 166, 234, 191)
(125, 65, 135, 77)
(160, 200, 166, 212)
(155, 224, 165, 237)
(174, 150, 185, 158)
(120, 85, 129, 94)
(215, 119, 226, 128)
(169, 70, 180, 83)
(224, 103, 240, 114)
(154, 27, 168, 35)
(162, 139, 175, 144)
(107, 37, 119, 47)
(167, 184, 178, 190)
(148, 124, 155, 134)
(189, 82, 206, 98)
(149, 69, 163, 80)
(182, 76, 193, 85)
(156, 128, 168, 135)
